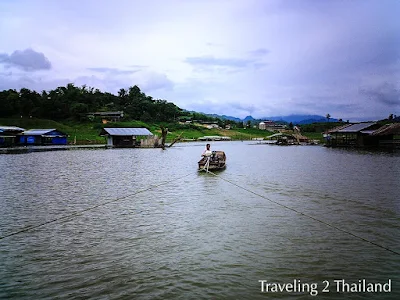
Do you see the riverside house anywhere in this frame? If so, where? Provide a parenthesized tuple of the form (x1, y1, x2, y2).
(99, 127, 153, 147)
(0, 126, 25, 147)
(19, 129, 68, 145)
(325, 122, 400, 148)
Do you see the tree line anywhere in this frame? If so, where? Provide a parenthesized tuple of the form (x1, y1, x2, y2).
(0, 83, 222, 123)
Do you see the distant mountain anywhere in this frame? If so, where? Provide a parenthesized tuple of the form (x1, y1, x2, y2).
(260, 114, 338, 124)
(243, 115, 256, 121)
(205, 114, 242, 122)
(203, 113, 338, 124)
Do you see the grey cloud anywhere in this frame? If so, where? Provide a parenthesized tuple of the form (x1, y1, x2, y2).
(335, 33, 400, 73)
(0, 48, 52, 71)
(249, 48, 270, 56)
(364, 35, 400, 67)
(0, 71, 13, 77)
(253, 62, 269, 70)
(228, 102, 255, 115)
(0, 73, 68, 91)
(289, 95, 359, 116)
(74, 72, 174, 94)
(187, 101, 256, 118)
(185, 56, 253, 68)
(0, 70, 173, 95)
(87, 67, 140, 75)
(140, 73, 174, 92)
(359, 83, 400, 106)
(128, 65, 148, 69)
(184, 55, 268, 72)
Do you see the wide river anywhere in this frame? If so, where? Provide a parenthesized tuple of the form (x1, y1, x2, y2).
(0, 142, 399, 299)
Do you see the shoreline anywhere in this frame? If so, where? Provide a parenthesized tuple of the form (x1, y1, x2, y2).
(0, 140, 324, 154)
(0, 144, 108, 154)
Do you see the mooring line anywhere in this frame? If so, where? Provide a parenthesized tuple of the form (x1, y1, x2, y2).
(204, 170, 400, 256)
(2, 167, 399, 257)
(0, 171, 194, 241)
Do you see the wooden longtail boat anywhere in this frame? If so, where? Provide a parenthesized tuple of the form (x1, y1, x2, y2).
(198, 151, 226, 171)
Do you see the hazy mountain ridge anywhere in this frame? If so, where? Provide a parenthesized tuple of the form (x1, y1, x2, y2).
(206, 113, 337, 124)
(205, 114, 242, 122)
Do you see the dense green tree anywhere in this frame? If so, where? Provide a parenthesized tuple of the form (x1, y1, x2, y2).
(0, 84, 199, 123)
(236, 121, 244, 128)
(0, 90, 17, 117)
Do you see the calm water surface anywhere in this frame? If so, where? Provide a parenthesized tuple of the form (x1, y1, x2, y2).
(0, 142, 399, 299)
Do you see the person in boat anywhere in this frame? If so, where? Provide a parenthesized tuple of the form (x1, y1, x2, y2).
(202, 144, 212, 157)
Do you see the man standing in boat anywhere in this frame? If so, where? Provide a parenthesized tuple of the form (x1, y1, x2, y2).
(202, 144, 212, 157)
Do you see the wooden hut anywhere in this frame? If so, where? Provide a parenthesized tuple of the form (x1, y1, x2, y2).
(325, 122, 400, 148)
(324, 122, 380, 147)
(371, 123, 400, 148)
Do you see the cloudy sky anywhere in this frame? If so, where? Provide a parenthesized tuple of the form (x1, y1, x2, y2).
(0, 0, 399, 120)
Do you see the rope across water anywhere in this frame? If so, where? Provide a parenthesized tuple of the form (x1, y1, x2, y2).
(202, 168, 400, 256)
(0, 171, 194, 241)
(2, 165, 399, 257)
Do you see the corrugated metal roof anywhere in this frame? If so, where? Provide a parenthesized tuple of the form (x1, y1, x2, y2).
(372, 123, 400, 136)
(0, 126, 25, 131)
(325, 124, 352, 134)
(23, 129, 57, 135)
(102, 128, 153, 136)
(336, 122, 376, 133)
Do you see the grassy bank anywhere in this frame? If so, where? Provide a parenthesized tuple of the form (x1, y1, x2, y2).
(0, 118, 325, 144)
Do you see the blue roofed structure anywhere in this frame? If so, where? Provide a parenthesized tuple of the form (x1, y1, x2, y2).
(0, 126, 25, 147)
(20, 129, 68, 145)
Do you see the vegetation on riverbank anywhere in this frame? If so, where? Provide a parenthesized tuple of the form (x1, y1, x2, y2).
(0, 117, 326, 144)
(1, 83, 362, 144)
(0, 84, 237, 126)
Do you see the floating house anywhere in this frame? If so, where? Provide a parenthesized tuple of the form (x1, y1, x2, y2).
(99, 128, 153, 147)
(325, 122, 400, 148)
(0, 126, 25, 147)
(265, 132, 313, 145)
(266, 133, 298, 145)
(19, 129, 68, 145)
(370, 123, 400, 148)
